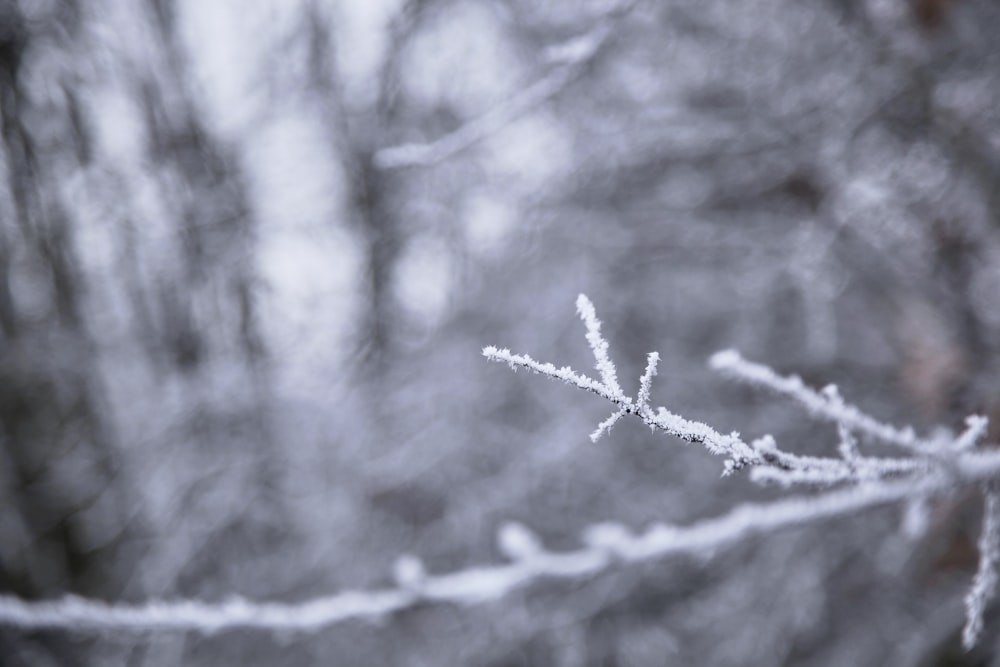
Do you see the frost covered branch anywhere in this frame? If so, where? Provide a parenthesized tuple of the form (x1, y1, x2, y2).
(964, 487, 1000, 649)
(4, 295, 999, 646)
(709, 349, 931, 452)
(485, 294, 1000, 649)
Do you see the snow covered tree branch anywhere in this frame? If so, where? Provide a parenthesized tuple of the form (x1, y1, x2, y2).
(2, 294, 999, 648)
(484, 294, 1000, 650)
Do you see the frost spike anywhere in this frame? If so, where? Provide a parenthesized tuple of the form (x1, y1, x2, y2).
(576, 294, 624, 398)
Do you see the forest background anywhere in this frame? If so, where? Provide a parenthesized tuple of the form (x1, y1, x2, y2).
(2, 0, 1000, 664)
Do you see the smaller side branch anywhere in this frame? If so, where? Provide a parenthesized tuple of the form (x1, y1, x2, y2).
(483, 342, 757, 468)
(964, 488, 1000, 650)
(576, 294, 624, 398)
(636, 351, 659, 410)
(955, 416, 990, 451)
(482, 346, 616, 402)
(709, 350, 929, 452)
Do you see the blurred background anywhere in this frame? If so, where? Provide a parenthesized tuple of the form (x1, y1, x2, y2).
(1, 0, 1000, 664)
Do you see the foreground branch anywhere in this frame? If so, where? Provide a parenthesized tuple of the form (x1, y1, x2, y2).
(485, 294, 1000, 650)
(2, 293, 998, 648)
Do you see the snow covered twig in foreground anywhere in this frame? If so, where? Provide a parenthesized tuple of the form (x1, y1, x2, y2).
(2, 295, 999, 647)
(485, 294, 1000, 649)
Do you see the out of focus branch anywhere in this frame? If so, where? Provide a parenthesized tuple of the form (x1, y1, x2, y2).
(1, 460, 996, 635)
(372, 9, 626, 170)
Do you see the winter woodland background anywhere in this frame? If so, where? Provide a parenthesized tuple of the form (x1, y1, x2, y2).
(2, 0, 1000, 664)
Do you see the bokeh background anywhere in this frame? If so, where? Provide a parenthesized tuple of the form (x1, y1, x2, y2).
(2, 0, 1000, 664)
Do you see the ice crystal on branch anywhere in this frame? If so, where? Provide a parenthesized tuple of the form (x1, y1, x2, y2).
(575, 293, 624, 398)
